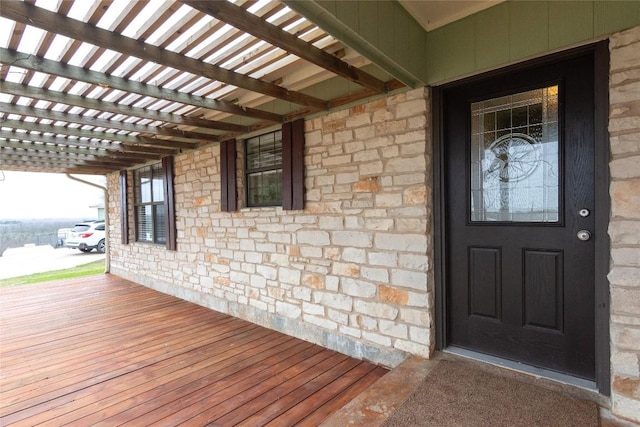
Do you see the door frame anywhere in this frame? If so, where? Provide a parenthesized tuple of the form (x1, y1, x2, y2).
(432, 41, 611, 395)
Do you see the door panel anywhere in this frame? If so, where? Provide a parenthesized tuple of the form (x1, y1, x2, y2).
(444, 52, 596, 380)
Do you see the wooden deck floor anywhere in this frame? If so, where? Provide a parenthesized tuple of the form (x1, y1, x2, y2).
(0, 274, 388, 426)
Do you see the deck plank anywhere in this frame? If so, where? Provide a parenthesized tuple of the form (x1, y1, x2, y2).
(0, 274, 388, 426)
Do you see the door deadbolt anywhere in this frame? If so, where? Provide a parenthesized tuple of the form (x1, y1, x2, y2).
(579, 208, 590, 217)
(577, 230, 592, 241)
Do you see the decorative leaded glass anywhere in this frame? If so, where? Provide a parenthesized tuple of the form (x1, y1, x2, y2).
(470, 86, 559, 222)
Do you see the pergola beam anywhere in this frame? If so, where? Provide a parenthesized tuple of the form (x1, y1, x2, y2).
(0, 139, 159, 161)
(0, 119, 198, 151)
(0, 81, 232, 135)
(0, 1, 329, 110)
(183, 0, 388, 94)
(0, 48, 282, 124)
(0, 130, 177, 157)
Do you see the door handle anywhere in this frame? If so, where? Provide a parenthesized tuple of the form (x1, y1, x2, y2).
(577, 230, 591, 241)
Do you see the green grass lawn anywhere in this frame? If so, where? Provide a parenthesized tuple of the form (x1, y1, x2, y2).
(0, 261, 105, 287)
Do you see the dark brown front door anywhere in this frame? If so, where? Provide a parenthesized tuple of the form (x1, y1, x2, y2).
(443, 52, 596, 380)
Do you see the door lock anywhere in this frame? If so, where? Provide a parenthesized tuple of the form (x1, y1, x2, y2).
(577, 230, 592, 241)
(578, 208, 590, 217)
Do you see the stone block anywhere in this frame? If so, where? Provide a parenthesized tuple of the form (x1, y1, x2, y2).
(293, 286, 312, 301)
(612, 248, 640, 267)
(400, 307, 431, 327)
(386, 155, 427, 173)
(611, 350, 640, 377)
(611, 133, 640, 156)
(257, 265, 277, 280)
(611, 42, 640, 71)
(611, 156, 640, 179)
(375, 233, 427, 253)
(361, 266, 389, 283)
(362, 331, 392, 347)
(302, 273, 325, 289)
(379, 320, 408, 339)
(297, 230, 330, 246)
(369, 251, 398, 267)
(611, 179, 640, 218)
(613, 375, 640, 399)
(332, 231, 373, 248)
(319, 216, 344, 230)
(332, 262, 361, 277)
(379, 284, 409, 305)
(376, 193, 403, 207)
(353, 313, 377, 330)
(346, 113, 372, 128)
(391, 269, 428, 291)
(304, 314, 338, 331)
(354, 300, 399, 320)
(300, 246, 323, 258)
(395, 99, 427, 119)
(328, 308, 349, 325)
(611, 26, 640, 48)
(354, 149, 381, 162)
(399, 253, 429, 270)
(276, 301, 301, 319)
(608, 267, 640, 287)
(612, 288, 640, 316)
(230, 271, 250, 284)
(611, 392, 640, 423)
(353, 176, 382, 193)
(612, 325, 640, 351)
(323, 154, 352, 167)
(314, 291, 353, 311)
(609, 221, 640, 245)
(342, 278, 377, 298)
(342, 247, 367, 263)
(394, 339, 431, 358)
(610, 80, 640, 104)
(303, 301, 324, 315)
(279, 267, 301, 285)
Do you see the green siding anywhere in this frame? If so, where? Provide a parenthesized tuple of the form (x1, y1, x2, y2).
(549, 2, 594, 49)
(509, 1, 549, 59)
(594, 1, 640, 36)
(286, 1, 640, 86)
(475, 3, 510, 71)
(425, 1, 640, 84)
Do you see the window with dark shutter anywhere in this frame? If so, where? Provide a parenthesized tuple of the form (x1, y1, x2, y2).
(120, 170, 129, 244)
(133, 157, 176, 250)
(220, 139, 237, 212)
(243, 119, 304, 210)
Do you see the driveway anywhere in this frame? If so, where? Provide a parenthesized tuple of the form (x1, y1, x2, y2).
(0, 245, 105, 280)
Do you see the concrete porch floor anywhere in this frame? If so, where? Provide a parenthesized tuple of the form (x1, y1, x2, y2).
(321, 353, 639, 427)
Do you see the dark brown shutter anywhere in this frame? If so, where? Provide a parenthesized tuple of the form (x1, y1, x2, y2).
(220, 139, 237, 212)
(119, 170, 129, 245)
(162, 156, 177, 251)
(282, 118, 305, 210)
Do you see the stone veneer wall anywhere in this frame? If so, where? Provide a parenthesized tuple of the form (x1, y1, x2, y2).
(608, 26, 640, 423)
(108, 87, 433, 368)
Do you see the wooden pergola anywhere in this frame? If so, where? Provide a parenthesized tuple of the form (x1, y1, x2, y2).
(0, 0, 401, 175)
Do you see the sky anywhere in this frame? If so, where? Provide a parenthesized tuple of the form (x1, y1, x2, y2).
(0, 171, 106, 220)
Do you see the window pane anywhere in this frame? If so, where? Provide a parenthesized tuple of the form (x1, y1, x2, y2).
(246, 131, 282, 170)
(136, 166, 152, 203)
(247, 169, 282, 206)
(136, 205, 153, 242)
(470, 86, 559, 222)
(154, 204, 166, 244)
(246, 129, 283, 207)
(152, 162, 164, 202)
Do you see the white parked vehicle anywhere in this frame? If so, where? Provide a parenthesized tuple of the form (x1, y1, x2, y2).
(65, 221, 106, 253)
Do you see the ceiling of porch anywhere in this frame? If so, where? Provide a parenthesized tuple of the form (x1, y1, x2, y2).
(0, 0, 497, 175)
